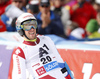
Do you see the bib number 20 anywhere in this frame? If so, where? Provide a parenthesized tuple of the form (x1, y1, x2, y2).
(41, 56, 52, 64)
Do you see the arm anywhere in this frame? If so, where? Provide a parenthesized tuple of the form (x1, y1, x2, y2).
(8, 47, 26, 79)
(58, 62, 74, 79)
(37, 11, 64, 35)
(38, 20, 64, 35)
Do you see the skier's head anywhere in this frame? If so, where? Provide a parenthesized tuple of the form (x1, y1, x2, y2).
(16, 13, 38, 40)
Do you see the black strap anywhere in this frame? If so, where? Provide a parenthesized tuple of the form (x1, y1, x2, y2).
(61, 67, 67, 73)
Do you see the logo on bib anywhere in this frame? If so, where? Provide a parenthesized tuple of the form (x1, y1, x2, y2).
(36, 66, 46, 76)
(44, 61, 59, 72)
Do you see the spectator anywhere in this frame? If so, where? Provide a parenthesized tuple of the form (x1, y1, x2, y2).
(63, 0, 77, 10)
(70, 0, 97, 30)
(22, 0, 29, 12)
(1, 0, 24, 32)
(11, 0, 23, 9)
(92, 0, 100, 12)
(96, 12, 100, 32)
(0, 0, 11, 16)
(86, 19, 100, 39)
(35, 0, 65, 37)
(65, 21, 85, 40)
(26, 0, 39, 15)
(51, 0, 71, 31)
(63, 0, 77, 7)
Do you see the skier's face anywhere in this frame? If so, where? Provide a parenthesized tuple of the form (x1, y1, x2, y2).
(24, 28, 37, 40)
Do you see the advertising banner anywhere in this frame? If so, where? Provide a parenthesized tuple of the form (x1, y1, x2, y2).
(0, 45, 14, 79)
(58, 49, 100, 79)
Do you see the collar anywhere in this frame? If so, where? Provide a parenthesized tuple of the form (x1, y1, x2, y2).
(23, 37, 40, 46)
(24, 38, 37, 42)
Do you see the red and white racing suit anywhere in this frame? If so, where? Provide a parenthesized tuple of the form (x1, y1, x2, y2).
(8, 35, 71, 79)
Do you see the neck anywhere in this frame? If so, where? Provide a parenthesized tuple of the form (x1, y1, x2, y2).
(24, 38, 37, 42)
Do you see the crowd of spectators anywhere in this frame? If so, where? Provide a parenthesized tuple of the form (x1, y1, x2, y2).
(0, 0, 100, 41)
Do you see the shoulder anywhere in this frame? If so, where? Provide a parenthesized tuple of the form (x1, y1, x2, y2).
(37, 34, 52, 41)
(13, 46, 26, 59)
(13, 47, 24, 54)
(50, 11, 61, 19)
